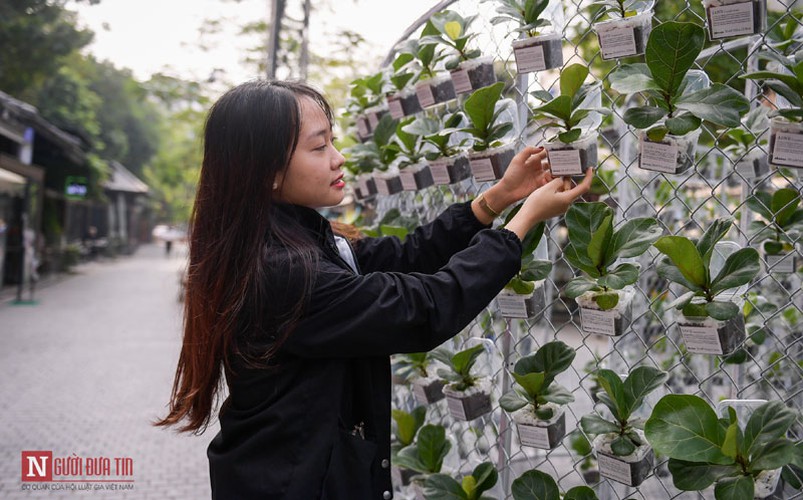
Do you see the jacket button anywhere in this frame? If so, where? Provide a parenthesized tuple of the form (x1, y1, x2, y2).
(381, 459, 389, 469)
(382, 492, 392, 500)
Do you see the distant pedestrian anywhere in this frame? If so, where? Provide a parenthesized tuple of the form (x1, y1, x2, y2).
(165, 227, 174, 257)
(155, 80, 592, 499)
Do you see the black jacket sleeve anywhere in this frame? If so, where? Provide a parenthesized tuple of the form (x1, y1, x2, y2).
(352, 201, 489, 274)
(281, 228, 521, 358)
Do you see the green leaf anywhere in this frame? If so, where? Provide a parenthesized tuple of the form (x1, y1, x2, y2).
(500, 390, 529, 412)
(514, 341, 575, 388)
(565, 277, 601, 299)
(534, 95, 573, 122)
(558, 128, 582, 143)
(667, 459, 741, 491)
(611, 436, 636, 456)
(566, 202, 614, 258)
(710, 248, 760, 295)
(705, 301, 740, 321)
(675, 84, 751, 127)
(587, 214, 614, 268)
(622, 366, 668, 421)
(645, 394, 732, 465)
(541, 384, 575, 405)
(564, 486, 599, 500)
(521, 260, 552, 282)
(623, 106, 667, 129)
(750, 439, 796, 471)
(597, 263, 640, 290)
(646, 22, 705, 96)
(609, 63, 662, 93)
(606, 217, 662, 264)
(510, 469, 559, 500)
(593, 292, 619, 310)
(472, 462, 498, 496)
(742, 401, 798, 459)
(580, 413, 621, 435)
(444, 20, 462, 40)
(654, 236, 707, 288)
(521, 221, 547, 257)
(452, 344, 485, 378)
(665, 113, 702, 135)
(596, 369, 626, 421)
(423, 473, 469, 500)
(665, 290, 696, 311)
(722, 407, 740, 459)
(463, 82, 505, 140)
(657, 258, 702, 292)
(531, 90, 554, 102)
(697, 218, 733, 267)
(772, 188, 801, 226)
(560, 64, 589, 99)
(714, 475, 754, 500)
(565, 244, 601, 278)
(418, 424, 452, 473)
(512, 372, 546, 400)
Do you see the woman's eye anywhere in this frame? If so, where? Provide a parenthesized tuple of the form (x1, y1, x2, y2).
(315, 144, 327, 151)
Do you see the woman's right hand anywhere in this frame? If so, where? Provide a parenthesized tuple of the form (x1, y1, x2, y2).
(505, 168, 594, 241)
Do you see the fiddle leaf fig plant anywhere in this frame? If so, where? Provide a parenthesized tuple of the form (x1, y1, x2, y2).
(748, 188, 803, 256)
(499, 341, 575, 419)
(398, 20, 444, 81)
(564, 202, 662, 310)
(593, 0, 653, 18)
(389, 116, 427, 168)
(512, 469, 599, 500)
(461, 82, 514, 151)
(718, 106, 770, 162)
(393, 352, 434, 381)
(394, 423, 452, 475)
(609, 21, 749, 140)
(530, 64, 608, 144)
(432, 344, 485, 392)
(425, 10, 482, 70)
(388, 53, 417, 93)
(391, 406, 427, 454)
(502, 209, 552, 294)
(403, 112, 469, 160)
(645, 395, 801, 499)
(580, 366, 668, 456)
(489, 0, 552, 37)
(424, 462, 498, 500)
(654, 218, 761, 321)
(743, 53, 803, 121)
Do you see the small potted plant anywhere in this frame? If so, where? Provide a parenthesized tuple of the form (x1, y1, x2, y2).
(592, 0, 654, 60)
(645, 395, 799, 499)
(423, 462, 498, 500)
(343, 137, 378, 201)
(489, 0, 563, 73)
(404, 112, 472, 185)
(563, 202, 663, 336)
(394, 423, 452, 495)
(569, 431, 600, 484)
(362, 114, 403, 196)
(703, 0, 767, 41)
(499, 341, 575, 450)
(743, 54, 803, 169)
(393, 352, 446, 404)
(391, 406, 427, 487)
(747, 188, 803, 274)
(530, 64, 606, 176)
(654, 218, 760, 356)
(386, 53, 422, 119)
(431, 344, 493, 421)
(580, 366, 668, 487)
(497, 217, 551, 318)
(400, 21, 455, 109)
(511, 469, 599, 500)
(346, 72, 387, 141)
(609, 21, 749, 174)
(426, 10, 496, 94)
(461, 82, 516, 182)
(718, 106, 771, 179)
(390, 117, 434, 191)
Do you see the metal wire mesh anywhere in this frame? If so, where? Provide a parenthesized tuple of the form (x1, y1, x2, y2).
(350, 1, 803, 498)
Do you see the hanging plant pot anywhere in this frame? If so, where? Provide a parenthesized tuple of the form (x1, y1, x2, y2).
(576, 287, 635, 337)
(399, 163, 434, 191)
(754, 468, 782, 498)
(387, 88, 423, 119)
(734, 148, 770, 179)
(769, 117, 803, 169)
(373, 171, 403, 196)
(544, 132, 598, 176)
(496, 283, 545, 319)
(638, 129, 701, 174)
(450, 56, 496, 95)
(415, 74, 456, 109)
(592, 432, 654, 487)
(762, 245, 798, 274)
(412, 376, 445, 405)
(513, 403, 566, 450)
(469, 143, 516, 182)
(443, 379, 493, 421)
(512, 33, 563, 74)
(365, 104, 388, 132)
(594, 11, 652, 60)
(356, 115, 372, 142)
(677, 313, 746, 356)
(428, 153, 471, 185)
(703, 0, 767, 40)
(355, 174, 377, 201)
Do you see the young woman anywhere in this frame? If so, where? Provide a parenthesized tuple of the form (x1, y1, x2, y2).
(157, 80, 592, 499)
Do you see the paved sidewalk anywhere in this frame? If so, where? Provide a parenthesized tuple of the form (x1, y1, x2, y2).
(0, 244, 215, 500)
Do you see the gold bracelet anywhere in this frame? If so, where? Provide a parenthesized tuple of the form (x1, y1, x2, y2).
(477, 193, 501, 218)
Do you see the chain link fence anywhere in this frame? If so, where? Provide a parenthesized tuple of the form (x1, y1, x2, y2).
(344, 0, 803, 498)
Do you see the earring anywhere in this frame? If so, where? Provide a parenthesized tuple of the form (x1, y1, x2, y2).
(272, 182, 278, 190)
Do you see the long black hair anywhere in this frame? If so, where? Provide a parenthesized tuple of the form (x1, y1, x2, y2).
(156, 80, 334, 433)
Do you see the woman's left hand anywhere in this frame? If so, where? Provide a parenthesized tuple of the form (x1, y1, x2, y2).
(493, 146, 553, 207)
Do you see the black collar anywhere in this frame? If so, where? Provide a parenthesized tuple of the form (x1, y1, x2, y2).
(273, 203, 334, 247)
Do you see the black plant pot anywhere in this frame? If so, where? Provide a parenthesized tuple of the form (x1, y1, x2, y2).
(594, 11, 652, 60)
(444, 386, 492, 421)
(545, 134, 598, 176)
(705, 0, 766, 40)
(638, 130, 700, 174)
(678, 313, 746, 356)
(764, 250, 798, 274)
(373, 173, 403, 196)
(415, 75, 456, 109)
(469, 144, 516, 182)
(514, 408, 566, 450)
(768, 117, 803, 169)
(412, 377, 445, 405)
(450, 57, 496, 94)
(428, 155, 471, 185)
(735, 152, 770, 179)
(356, 115, 372, 142)
(512, 33, 563, 73)
(576, 288, 634, 337)
(595, 443, 654, 487)
(399, 164, 434, 191)
(355, 175, 377, 201)
(497, 286, 545, 319)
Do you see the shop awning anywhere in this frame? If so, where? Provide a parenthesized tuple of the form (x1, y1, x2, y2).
(0, 167, 25, 196)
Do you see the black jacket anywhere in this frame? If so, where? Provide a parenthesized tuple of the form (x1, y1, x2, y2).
(207, 201, 522, 499)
